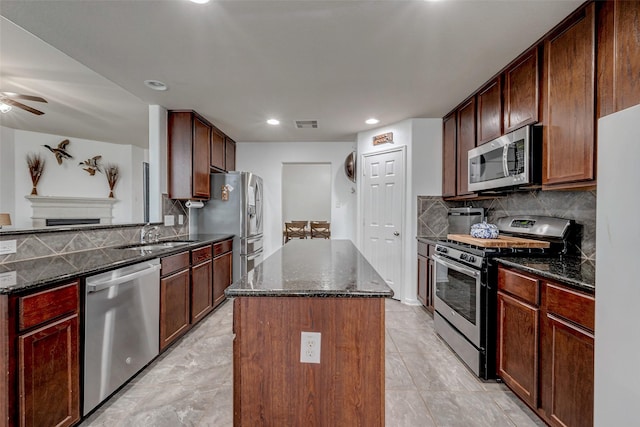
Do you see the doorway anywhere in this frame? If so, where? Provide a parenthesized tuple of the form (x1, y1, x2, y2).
(361, 147, 405, 297)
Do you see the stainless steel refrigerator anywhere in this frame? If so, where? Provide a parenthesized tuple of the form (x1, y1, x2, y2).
(190, 172, 263, 282)
(595, 103, 640, 425)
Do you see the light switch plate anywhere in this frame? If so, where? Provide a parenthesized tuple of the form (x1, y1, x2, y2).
(178, 215, 184, 225)
(164, 215, 175, 226)
(0, 271, 17, 287)
(0, 240, 17, 255)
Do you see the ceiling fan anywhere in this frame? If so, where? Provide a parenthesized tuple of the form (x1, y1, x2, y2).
(0, 91, 48, 115)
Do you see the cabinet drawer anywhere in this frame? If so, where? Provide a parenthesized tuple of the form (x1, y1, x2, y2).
(19, 281, 79, 331)
(545, 283, 595, 331)
(498, 267, 539, 306)
(214, 239, 233, 257)
(161, 251, 190, 276)
(192, 245, 212, 264)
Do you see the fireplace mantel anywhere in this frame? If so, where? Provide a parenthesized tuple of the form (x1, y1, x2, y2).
(25, 195, 118, 227)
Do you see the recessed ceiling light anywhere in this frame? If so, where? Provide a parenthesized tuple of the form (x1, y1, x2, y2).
(189, 0, 210, 4)
(365, 118, 380, 125)
(267, 119, 280, 125)
(144, 80, 168, 91)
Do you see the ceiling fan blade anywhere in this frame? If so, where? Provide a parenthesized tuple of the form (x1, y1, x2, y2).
(1, 92, 47, 103)
(3, 98, 45, 115)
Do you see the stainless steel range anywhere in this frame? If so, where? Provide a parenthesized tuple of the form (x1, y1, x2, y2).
(432, 215, 572, 379)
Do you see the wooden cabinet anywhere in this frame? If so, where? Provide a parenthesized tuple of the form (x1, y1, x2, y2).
(504, 47, 539, 132)
(210, 127, 226, 171)
(476, 77, 503, 144)
(191, 245, 213, 324)
(0, 280, 81, 427)
(442, 112, 457, 198)
(497, 268, 540, 408)
(18, 315, 79, 427)
(225, 136, 236, 172)
(416, 241, 434, 312)
(540, 283, 595, 427)
(542, 4, 596, 188)
(497, 266, 594, 427)
(456, 98, 476, 196)
(597, 0, 640, 118)
(168, 110, 211, 200)
(213, 239, 233, 308)
(160, 251, 191, 351)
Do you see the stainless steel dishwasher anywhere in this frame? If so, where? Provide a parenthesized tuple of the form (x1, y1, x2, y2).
(83, 258, 161, 415)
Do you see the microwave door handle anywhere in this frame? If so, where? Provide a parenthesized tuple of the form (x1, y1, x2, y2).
(502, 145, 510, 177)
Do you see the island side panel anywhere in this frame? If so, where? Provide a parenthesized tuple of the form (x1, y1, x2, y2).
(233, 296, 385, 426)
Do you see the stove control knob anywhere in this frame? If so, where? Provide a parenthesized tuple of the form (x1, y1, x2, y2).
(460, 253, 468, 261)
(437, 247, 448, 254)
(468, 256, 476, 263)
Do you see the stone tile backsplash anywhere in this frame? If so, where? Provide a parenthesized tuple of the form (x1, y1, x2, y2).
(0, 194, 189, 264)
(418, 190, 596, 260)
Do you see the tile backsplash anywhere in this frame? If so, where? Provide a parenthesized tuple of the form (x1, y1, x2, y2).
(0, 194, 189, 264)
(418, 190, 596, 260)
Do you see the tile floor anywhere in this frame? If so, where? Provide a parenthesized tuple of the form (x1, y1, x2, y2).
(80, 298, 546, 427)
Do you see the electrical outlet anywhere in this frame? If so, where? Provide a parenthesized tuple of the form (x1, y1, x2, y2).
(0, 240, 17, 255)
(300, 331, 321, 364)
(178, 215, 184, 225)
(164, 215, 175, 226)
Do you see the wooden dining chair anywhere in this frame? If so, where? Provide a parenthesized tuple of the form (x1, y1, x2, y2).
(310, 221, 331, 239)
(285, 221, 308, 243)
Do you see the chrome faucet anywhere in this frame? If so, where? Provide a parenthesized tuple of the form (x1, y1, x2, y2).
(140, 224, 160, 243)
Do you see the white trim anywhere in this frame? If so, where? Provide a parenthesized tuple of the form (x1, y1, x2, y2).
(25, 195, 118, 227)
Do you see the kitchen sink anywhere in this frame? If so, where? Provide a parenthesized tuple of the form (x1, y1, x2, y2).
(117, 241, 191, 251)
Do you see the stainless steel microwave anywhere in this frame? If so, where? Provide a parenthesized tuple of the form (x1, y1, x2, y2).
(468, 125, 541, 192)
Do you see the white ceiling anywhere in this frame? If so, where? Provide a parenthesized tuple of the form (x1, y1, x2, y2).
(0, 0, 584, 147)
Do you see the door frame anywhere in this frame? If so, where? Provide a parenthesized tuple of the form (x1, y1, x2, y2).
(358, 145, 407, 300)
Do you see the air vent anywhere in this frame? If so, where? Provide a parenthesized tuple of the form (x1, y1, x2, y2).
(295, 120, 318, 129)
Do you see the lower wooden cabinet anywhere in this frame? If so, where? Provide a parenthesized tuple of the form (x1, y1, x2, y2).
(160, 252, 191, 351)
(213, 241, 233, 308)
(0, 280, 81, 427)
(497, 266, 594, 427)
(497, 292, 538, 408)
(18, 314, 79, 427)
(417, 241, 434, 312)
(191, 245, 213, 324)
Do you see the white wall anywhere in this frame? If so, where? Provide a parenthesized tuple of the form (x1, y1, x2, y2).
(357, 118, 442, 304)
(237, 141, 357, 258)
(282, 163, 331, 222)
(0, 126, 147, 228)
(0, 126, 16, 224)
(148, 105, 167, 223)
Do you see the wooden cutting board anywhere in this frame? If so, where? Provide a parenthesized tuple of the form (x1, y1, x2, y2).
(447, 234, 550, 248)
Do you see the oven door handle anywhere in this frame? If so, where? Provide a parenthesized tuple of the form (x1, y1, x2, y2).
(432, 254, 481, 279)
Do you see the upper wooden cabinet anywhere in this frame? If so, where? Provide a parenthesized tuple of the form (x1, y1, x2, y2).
(210, 127, 226, 172)
(456, 98, 476, 196)
(476, 77, 503, 144)
(442, 113, 457, 198)
(504, 47, 540, 133)
(597, 0, 640, 118)
(225, 137, 236, 172)
(542, 3, 596, 188)
(168, 110, 211, 200)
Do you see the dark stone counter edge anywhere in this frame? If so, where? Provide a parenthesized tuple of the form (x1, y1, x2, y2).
(495, 258, 595, 294)
(416, 236, 441, 245)
(0, 222, 160, 237)
(225, 290, 394, 298)
(0, 234, 234, 295)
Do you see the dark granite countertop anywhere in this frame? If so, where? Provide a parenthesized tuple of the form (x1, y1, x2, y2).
(495, 256, 595, 294)
(225, 239, 393, 298)
(0, 233, 234, 295)
(416, 235, 441, 244)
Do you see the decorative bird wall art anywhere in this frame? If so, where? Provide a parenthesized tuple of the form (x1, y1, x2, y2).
(43, 139, 73, 165)
(79, 155, 102, 176)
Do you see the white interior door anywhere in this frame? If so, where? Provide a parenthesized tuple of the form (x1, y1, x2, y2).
(362, 148, 404, 297)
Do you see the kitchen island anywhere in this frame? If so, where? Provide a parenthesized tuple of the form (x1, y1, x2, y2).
(225, 239, 393, 426)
